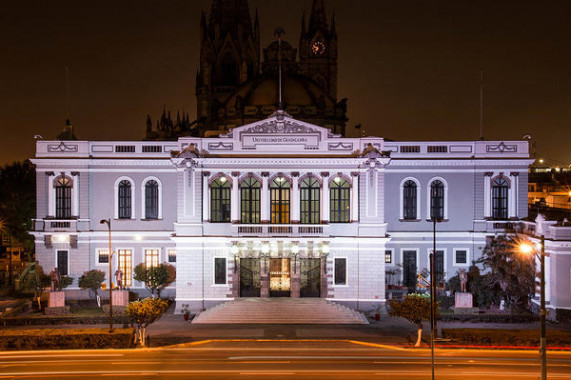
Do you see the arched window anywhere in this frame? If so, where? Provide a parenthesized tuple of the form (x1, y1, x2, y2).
(211, 177, 231, 222)
(492, 177, 509, 219)
(270, 177, 290, 224)
(144, 180, 159, 219)
(220, 54, 238, 86)
(240, 177, 261, 224)
(55, 176, 72, 219)
(403, 180, 417, 220)
(430, 180, 445, 220)
(118, 180, 132, 219)
(330, 177, 350, 223)
(300, 177, 320, 224)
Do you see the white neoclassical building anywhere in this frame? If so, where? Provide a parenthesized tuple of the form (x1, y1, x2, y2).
(31, 111, 533, 312)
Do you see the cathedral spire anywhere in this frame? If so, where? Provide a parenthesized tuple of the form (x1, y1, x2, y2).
(308, 0, 328, 35)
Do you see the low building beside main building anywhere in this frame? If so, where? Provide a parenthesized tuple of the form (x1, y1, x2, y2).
(31, 112, 534, 313)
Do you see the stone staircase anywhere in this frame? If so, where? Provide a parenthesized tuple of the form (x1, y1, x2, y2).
(191, 298, 369, 325)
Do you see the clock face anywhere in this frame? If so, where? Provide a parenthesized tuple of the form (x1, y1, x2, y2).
(311, 39, 326, 56)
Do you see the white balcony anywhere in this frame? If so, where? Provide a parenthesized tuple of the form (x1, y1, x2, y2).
(232, 224, 330, 237)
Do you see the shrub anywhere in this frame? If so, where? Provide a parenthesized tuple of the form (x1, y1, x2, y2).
(133, 263, 176, 298)
(389, 293, 436, 346)
(441, 328, 571, 347)
(79, 270, 106, 299)
(20, 263, 51, 308)
(126, 297, 169, 346)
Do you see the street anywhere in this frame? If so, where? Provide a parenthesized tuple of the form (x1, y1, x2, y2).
(1, 340, 570, 379)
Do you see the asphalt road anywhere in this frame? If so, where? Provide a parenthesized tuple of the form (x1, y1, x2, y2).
(1, 340, 570, 379)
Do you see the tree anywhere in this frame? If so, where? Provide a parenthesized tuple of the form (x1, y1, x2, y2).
(389, 293, 434, 347)
(20, 263, 50, 309)
(477, 235, 535, 311)
(446, 264, 501, 308)
(126, 297, 169, 346)
(48, 269, 73, 291)
(133, 263, 176, 298)
(78, 270, 106, 299)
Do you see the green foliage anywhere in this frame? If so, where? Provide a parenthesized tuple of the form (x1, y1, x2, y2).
(126, 297, 169, 346)
(477, 235, 535, 311)
(48, 270, 73, 291)
(133, 263, 176, 298)
(446, 264, 501, 308)
(20, 263, 50, 301)
(78, 270, 106, 298)
(388, 293, 435, 329)
(442, 328, 571, 347)
(0, 328, 134, 351)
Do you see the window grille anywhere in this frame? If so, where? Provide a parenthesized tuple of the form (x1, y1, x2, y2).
(300, 177, 320, 224)
(145, 180, 159, 219)
(118, 180, 132, 219)
(330, 177, 350, 223)
(403, 180, 417, 220)
(211, 177, 231, 222)
(240, 177, 261, 224)
(115, 145, 136, 153)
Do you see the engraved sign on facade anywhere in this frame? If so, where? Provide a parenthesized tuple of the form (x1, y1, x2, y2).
(242, 134, 319, 149)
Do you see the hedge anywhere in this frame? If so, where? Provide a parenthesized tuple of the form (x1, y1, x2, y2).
(441, 328, 571, 347)
(0, 328, 135, 351)
(439, 313, 536, 324)
(1, 315, 130, 326)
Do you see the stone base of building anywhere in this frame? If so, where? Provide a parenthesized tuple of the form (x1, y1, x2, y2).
(328, 299, 386, 314)
(102, 305, 127, 315)
(44, 306, 70, 316)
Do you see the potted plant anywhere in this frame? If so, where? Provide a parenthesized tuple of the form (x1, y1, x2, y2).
(181, 304, 190, 321)
(374, 304, 382, 321)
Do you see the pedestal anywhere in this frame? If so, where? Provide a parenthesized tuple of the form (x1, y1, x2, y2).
(48, 291, 65, 308)
(454, 292, 478, 314)
(112, 290, 129, 306)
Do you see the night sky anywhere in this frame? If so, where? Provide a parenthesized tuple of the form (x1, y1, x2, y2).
(2, 0, 570, 165)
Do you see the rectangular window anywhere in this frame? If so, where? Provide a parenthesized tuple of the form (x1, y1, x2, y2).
(334, 258, 347, 285)
(145, 249, 159, 268)
(168, 249, 176, 263)
(56, 250, 68, 276)
(98, 249, 109, 264)
(455, 250, 467, 265)
(427, 145, 448, 153)
(118, 249, 132, 287)
(400, 145, 420, 153)
(214, 257, 226, 285)
(142, 145, 162, 153)
(385, 250, 392, 264)
(115, 145, 136, 153)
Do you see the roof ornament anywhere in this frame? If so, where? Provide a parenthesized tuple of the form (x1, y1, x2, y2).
(274, 27, 286, 113)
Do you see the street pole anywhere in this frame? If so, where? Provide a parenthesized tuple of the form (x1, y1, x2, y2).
(100, 219, 113, 332)
(540, 235, 546, 380)
(430, 218, 436, 380)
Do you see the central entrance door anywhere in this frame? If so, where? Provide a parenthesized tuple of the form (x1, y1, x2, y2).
(270, 258, 291, 297)
(240, 258, 261, 297)
(300, 258, 321, 297)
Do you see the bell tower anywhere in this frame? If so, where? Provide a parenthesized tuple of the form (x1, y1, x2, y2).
(299, 0, 338, 100)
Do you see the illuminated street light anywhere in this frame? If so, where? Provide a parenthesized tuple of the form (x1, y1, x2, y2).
(519, 236, 547, 380)
(99, 219, 114, 332)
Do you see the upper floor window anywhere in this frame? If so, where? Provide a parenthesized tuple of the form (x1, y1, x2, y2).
(270, 177, 290, 224)
(118, 180, 132, 219)
(55, 176, 72, 219)
(300, 177, 320, 224)
(144, 180, 159, 219)
(240, 177, 261, 224)
(403, 180, 417, 220)
(492, 177, 509, 219)
(330, 177, 350, 223)
(430, 180, 445, 220)
(211, 177, 231, 222)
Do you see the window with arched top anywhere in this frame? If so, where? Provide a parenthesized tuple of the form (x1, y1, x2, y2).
(492, 177, 509, 219)
(330, 177, 350, 223)
(240, 177, 261, 224)
(144, 180, 159, 219)
(430, 180, 445, 220)
(270, 177, 291, 224)
(118, 180, 132, 219)
(211, 177, 231, 222)
(300, 177, 320, 224)
(403, 180, 417, 220)
(55, 176, 72, 219)
(220, 54, 238, 86)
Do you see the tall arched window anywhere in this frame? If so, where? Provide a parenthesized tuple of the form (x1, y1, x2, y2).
(330, 177, 350, 223)
(55, 176, 72, 219)
(240, 177, 261, 224)
(492, 177, 509, 219)
(220, 54, 238, 86)
(211, 177, 231, 222)
(144, 180, 159, 219)
(300, 177, 320, 224)
(430, 180, 445, 220)
(118, 180, 132, 219)
(270, 177, 290, 224)
(403, 180, 417, 220)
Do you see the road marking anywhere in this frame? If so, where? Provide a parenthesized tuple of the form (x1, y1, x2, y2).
(0, 354, 123, 359)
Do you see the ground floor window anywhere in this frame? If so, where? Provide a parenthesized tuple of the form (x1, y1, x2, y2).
(334, 258, 347, 285)
(385, 250, 392, 264)
(214, 257, 227, 284)
(118, 249, 132, 287)
(56, 250, 68, 276)
(454, 249, 468, 265)
(168, 249, 176, 263)
(97, 249, 109, 264)
(144, 249, 159, 268)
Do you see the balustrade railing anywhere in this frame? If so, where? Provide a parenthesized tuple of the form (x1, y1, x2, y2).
(234, 224, 328, 237)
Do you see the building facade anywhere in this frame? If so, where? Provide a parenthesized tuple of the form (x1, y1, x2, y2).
(31, 111, 533, 312)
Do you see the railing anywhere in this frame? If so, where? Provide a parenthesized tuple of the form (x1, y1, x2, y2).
(233, 224, 329, 237)
(34, 219, 78, 232)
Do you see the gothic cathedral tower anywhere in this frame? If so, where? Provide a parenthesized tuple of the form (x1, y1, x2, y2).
(196, 0, 261, 134)
(299, 0, 338, 100)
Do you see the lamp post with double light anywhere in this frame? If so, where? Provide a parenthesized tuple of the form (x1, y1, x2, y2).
(99, 219, 113, 332)
(520, 236, 547, 380)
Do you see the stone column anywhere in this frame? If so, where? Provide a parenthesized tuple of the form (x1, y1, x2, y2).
(321, 172, 330, 223)
(71, 172, 79, 217)
(291, 172, 300, 223)
(509, 172, 519, 219)
(260, 255, 270, 298)
(47, 172, 55, 217)
(231, 172, 240, 223)
(202, 172, 210, 222)
(483, 172, 493, 218)
(290, 253, 300, 298)
(351, 172, 360, 222)
(261, 172, 270, 223)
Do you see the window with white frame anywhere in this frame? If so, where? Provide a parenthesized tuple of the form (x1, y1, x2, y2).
(97, 249, 109, 264)
(385, 250, 392, 264)
(211, 177, 231, 222)
(492, 177, 509, 219)
(118, 249, 132, 287)
(214, 257, 226, 284)
(454, 249, 468, 265)
(116, 178, 134, 219)
(330, 177, 350, 223)
(54, 176, 72, 219)
(144, 180, 159, 219)
(334, 258, 347, 285)
(167, 249, 176, 263)
(402, 179, 418, 220)
(144, 249, 159, 268)
(430, 180, 445, 220)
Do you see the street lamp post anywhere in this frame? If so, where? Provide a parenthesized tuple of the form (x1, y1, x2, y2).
(429, 217, 441, 380)
(520, 235, 547, 380)
(99, 219, 113, 332)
